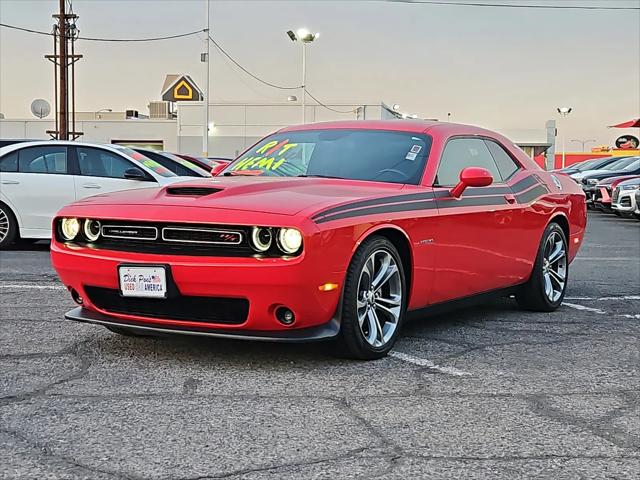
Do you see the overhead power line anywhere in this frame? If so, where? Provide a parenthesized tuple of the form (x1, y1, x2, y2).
(387, 0, 640, 10)
(305, 91, 358, 114)
(0, 22, 205, 41)
(208, 35, 301, 90)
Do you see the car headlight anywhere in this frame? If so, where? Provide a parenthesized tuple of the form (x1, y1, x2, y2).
(60, 218, 80, 241)
(83, 219, 101, 242)
(277, 228, 302, 254)
(622, 185, 640, 190)
(250, 226, 273, 252)
(587, 179, 598, 185)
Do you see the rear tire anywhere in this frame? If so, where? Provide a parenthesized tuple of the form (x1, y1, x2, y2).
(106, 325, 152, 337)
(335, 236, 407, 360)
(0, 203, 18, 250)
(516, 222, 568, 312)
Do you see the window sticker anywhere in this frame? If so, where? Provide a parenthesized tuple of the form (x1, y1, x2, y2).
(232, 140, 299, 171)
(410, 145, 422, 154)
(405, 152, 418, 161)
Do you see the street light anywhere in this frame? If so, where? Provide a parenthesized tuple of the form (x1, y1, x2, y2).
(287, 28, 319, 124)
(571, 138, 596, 151)
(556, 107, 573, 168)
(95, 108, 112, 119)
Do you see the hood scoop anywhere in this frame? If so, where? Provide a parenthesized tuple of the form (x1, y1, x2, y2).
(166, 186, 223, 197)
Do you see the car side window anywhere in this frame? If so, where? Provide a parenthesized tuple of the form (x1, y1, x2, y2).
(77, 147, 138, 179)
(484, 140, 521, 181)
(435, 138, 501, 187)
(0, 151, 19, 172)
(18, 146, 68, 174)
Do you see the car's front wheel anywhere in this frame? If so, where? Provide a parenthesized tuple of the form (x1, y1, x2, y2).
(0, 203, 19, 250)
(516, 222, 568, 312)
(336, 236, 406, 360)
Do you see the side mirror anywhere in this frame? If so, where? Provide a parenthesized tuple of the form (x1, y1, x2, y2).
(123, 168, 148, 181)
(210, 163, 227, 176)
(450, 167, 493, 198)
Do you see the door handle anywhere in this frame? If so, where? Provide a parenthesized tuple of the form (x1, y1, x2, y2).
(1, 180, 20, 185)
(505, 194, 517, 204)
(82, 183, 102, 189)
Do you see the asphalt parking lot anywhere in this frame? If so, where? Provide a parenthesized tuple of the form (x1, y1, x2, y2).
(0, 212, 638, 480)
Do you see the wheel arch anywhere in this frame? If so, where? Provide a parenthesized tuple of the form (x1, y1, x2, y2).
(353, 224, 414, 301)
(549, 212, 570, 240)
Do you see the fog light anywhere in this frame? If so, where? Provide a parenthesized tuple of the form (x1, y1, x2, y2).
(61, 218, 80, 241)
(70, 288, 83, 305)
(275, 307, 295, 325)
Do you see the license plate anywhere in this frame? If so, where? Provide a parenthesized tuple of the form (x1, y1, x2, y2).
(118, 266, 167, 298)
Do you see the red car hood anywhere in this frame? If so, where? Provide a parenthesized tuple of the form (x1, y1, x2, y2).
(72, 177, 406, 216)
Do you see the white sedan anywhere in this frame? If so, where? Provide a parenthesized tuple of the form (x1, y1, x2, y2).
(612, 177, 640, 219)
(0, 141, 189, 248)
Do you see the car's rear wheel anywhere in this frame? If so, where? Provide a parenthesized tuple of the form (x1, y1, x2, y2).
(0, 203, 18, 250)
(336, 236, 406, 360)
(106, 325, 153, 337)
(516, 222, 568, 312)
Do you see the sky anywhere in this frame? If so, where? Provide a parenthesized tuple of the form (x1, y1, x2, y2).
(1, 0, 639, 148)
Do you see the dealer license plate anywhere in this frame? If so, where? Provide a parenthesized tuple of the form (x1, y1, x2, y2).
(118, 266, 167, 298)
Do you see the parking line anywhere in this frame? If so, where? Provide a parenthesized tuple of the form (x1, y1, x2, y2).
(0, 284, 65, 290)
(562, 302, 606, 314)
(565, 295, 640, 301)
(388, 351, 471, 376)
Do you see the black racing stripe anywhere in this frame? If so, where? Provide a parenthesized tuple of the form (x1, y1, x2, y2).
(315, 199, 437, 224)
(515, 184, 549, 204)
(437, 195, 509, 208)
(311, 191, 435, 220)
(312, 175, 540, 221)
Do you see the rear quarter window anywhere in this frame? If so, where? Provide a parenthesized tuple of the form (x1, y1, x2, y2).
(0, 151, 18, 172)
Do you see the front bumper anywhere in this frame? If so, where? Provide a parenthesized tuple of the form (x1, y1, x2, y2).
(612, 190, 638, 213)
(65, 306, 340, 342)
(52, 241, 345, 336)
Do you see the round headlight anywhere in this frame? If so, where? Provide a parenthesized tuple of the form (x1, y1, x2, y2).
(83, 219, 101, 242)
(277, 228, 302, 255)
(60, 218, 80, 241)
(250, 227, 273, 252)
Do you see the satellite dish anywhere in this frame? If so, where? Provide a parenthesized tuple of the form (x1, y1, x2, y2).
(30, 99, 51, 119)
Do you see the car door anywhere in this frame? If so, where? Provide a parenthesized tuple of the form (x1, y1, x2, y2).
(72, 146, 158, 199)
(430, 137, 521, 303)
(1, 145, 76, 236)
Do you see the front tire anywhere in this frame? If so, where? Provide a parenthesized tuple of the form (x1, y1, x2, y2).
(336, 236, 406, 360)
(516, 222, 568, 312)
(0, 203, 18, 250)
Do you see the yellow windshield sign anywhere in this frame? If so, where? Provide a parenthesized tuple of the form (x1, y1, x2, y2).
(232, 140, 299, 171)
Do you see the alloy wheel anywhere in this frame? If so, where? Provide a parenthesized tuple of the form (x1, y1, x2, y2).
(0, 207, 9, 244)
(542, 231, 567, 302)
(356, 249, 402, 348)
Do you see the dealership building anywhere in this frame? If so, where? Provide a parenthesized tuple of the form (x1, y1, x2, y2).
(0, 74, 557, 168)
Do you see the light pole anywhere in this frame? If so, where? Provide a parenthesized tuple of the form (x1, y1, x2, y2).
(287, 28, 319, 124)
(557, 107, 572, 168)
(94, 108, 112, 119)
(202, 0, 211, 156)
(571, 138, 595, 151)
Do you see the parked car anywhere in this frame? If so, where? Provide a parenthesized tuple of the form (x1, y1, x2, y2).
(133, 149, 211, 177)
(593, 175, 639, 212)
(0, 139, 40, 148)
(635, 190, 640, 219)
(570, 156, 632, 183)
(580, 157, 640, 206)
(556, 156, 622, 176)
(611, 177, 640, 219)
(174, 153, 232, 174)
(51, 120, 586, 359)
(0, 141, 187, 248)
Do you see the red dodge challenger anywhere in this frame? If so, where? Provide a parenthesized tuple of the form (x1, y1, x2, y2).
(51, 120, 586, 359)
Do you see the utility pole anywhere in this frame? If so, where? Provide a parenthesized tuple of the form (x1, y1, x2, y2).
(202, 0, 210, 156)
(46, 0, 82, 140)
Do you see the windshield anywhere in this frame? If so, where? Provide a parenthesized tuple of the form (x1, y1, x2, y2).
(112, 146, 176, 177)
(602, 157, 635, 171)
(161, 152, 212, 177)
(223, 129, 432, 185)
(621, 158, 640, 171)
(576, 158, 606, 171)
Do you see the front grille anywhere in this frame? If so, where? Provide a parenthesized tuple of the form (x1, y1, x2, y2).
(166, 187, 222, 196)
(162, 227, 242, 245)
(102, 225, 158, 241)
(84, 286, 248, 324)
